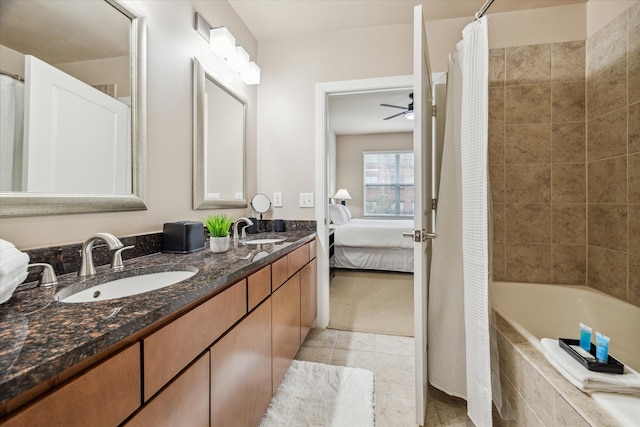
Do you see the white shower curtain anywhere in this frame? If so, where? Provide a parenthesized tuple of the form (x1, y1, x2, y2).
(428, 16, 492, 427)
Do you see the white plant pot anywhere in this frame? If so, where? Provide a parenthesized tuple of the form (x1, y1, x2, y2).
(209, 235, 230, 253)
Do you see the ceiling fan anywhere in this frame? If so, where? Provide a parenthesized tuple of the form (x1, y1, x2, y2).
(380, 93, 414, 120)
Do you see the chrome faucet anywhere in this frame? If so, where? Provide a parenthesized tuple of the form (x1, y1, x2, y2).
(78, 233, 124, 277)
(27, 263, 58, 287)
(232, 217, 254, 242)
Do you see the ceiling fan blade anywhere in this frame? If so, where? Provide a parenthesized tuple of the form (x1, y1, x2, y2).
(383, 111, 406, 120)
(380, 103, 407, 110)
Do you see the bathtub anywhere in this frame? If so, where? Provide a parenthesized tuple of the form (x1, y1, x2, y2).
(492, 281, 640, 426)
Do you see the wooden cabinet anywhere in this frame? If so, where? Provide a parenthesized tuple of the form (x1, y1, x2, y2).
(287, 244, 309, 277)
(300, 258, 317, 343)
(248, 265, 271, 311)
(210, 298, 272, 427)
(271, 255, 288, 291)
(125, 354, 209, 427)
(271, 273, 301, 395)
(142, 280, 247, 400)
(2, 343, 140, 427)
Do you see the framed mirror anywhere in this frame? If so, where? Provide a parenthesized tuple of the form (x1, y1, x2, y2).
(193, 58, 246, 209)
(0, 0, 147, 217)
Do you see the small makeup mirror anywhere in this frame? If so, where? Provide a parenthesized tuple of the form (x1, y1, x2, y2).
(251, 193, 271, 217)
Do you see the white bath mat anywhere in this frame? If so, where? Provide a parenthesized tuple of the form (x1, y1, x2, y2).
(260, 360, 375, 427)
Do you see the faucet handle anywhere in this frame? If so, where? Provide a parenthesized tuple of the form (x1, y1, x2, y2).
(111, 245, 135, 271)
(27, 263, 58, 287)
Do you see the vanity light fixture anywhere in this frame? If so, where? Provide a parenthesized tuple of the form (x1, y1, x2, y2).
(199, 16, 260, 85)
(334, 189, 352, 205)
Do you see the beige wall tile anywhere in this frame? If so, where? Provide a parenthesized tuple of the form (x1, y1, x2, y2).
(552, 41, 585, 83)
(506, 44, 551, 85)
(505, 85, 551, 125)
(555, 394, 590, 427)
(587, 107, 628, 161)
(489, 86, 505, 124)
(630, 204, 640, 255)
(490, 48, 506, 87)
(505, 124, 551, 164)
(506, 164, 551, 203)
(552, 82, 586, 123)
(587, 58, 628, 119)
(493, 203, 506, 244)
(506, 244, 552, 283)
(629, 254, 640, 306)
(552, 122, 586, 163)
(588, 157, 627, 203)
(552, 163, 586, 203)
(629, 48, 640, 104)
(552, 244, 586, 285)
(493, 242, 506, 281)
(489, 124, 505, 166)
(587, 11, 627, 77)
(588, 245, 627, 299)
(588, 204, 628, 251)
(490, 163, 505, 204)
(630, 102, 640, 154)
(506, 204, 551, 244)
(630, 154, 640, 203)
(552, 204, 586, 244)
(630, 2, 640, 53)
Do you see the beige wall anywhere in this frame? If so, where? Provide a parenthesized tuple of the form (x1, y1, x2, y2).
(0, 1, 258, 249)
(335, 133, 412, 219)
(0, 1, 589, 250)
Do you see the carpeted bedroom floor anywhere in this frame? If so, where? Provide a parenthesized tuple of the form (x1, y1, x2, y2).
(328, 269, 414, 337)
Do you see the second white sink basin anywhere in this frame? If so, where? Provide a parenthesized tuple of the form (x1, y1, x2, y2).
(57, 270, 197, 303)
(242, 238, 285, 245)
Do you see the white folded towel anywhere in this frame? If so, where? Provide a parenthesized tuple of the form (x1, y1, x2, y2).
(541, 338, 640, 396)
(0, 238, 29, 303)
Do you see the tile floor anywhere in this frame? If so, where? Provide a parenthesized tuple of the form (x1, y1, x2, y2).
(295, 328, 472, 427)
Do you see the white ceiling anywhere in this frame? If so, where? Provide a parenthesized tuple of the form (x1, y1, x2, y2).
(228, 0, 587, 136)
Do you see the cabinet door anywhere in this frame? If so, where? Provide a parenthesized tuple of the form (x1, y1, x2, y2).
(125, 354, 209, 427)
(287, 243, 309, 277)
(210, 298, 272, 427)
(248, 265, 271, 311)
(2, 344, 140, 427)
(143, 281, 247, 400)
(271, 273, 301, 395)
(300, 258, 317, 343)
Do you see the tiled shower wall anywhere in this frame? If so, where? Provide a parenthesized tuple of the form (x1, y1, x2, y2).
(489, 1, 640, 308)
(586, 2, 640, 306)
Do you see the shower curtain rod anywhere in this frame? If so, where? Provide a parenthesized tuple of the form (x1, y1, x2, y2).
(0, 70, 24, 82)
(474, 0, 495, 20)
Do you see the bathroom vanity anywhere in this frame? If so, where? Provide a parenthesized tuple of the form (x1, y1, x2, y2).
(0, 232, 317, 426)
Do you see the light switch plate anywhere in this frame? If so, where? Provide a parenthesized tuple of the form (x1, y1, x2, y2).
(273, 192, 283, 207)
(299, 193, 314, 207)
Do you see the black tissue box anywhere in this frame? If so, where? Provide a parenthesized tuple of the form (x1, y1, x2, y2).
(162, 221, 205, 254)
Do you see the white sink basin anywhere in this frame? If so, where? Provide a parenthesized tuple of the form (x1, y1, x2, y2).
(242, 238, 285, 245)
(57, 270, 197, 303)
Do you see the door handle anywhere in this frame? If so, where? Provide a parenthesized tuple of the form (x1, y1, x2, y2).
(403, 229, 437, 242)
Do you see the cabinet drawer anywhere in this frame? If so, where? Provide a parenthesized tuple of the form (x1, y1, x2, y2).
(271, 255, 288, 292)
(3, 343, 140, 427)
(309, 239, 316, 259)
(126, 354, 209, 427)
(287, 244, 309, 277)
(142, 281, 247, 400)
(247, 265, 271, 311)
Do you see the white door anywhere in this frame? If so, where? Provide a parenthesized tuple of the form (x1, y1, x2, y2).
(411, 5, 435, 426)
(23, 55, 131, 194)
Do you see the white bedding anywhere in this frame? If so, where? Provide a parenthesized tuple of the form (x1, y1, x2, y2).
(333, 219, 414, 250)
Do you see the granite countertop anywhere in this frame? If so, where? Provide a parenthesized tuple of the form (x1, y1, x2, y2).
(0, 231, 315, 406)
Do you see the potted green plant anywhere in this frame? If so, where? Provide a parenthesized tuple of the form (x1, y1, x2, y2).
(204, 214, 234, 253)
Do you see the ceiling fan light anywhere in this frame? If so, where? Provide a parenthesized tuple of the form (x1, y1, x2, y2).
(404, 111, 414, 120)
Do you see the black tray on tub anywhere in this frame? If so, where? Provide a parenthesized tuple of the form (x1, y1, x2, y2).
(559, 338, 624, 374)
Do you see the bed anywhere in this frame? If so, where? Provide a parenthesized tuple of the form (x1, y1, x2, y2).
(328, 204, 414, 273)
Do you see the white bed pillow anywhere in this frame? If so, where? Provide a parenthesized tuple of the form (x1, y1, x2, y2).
(329, 203, 350, 225)
(342, 204, 352, 221)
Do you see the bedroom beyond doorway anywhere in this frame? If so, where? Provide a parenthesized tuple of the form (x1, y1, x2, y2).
(328, 269, 414, 337)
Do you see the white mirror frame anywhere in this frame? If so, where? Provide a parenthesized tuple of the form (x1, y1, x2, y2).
(0, 1, 147, 217)
(192, 58, 247, 209)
